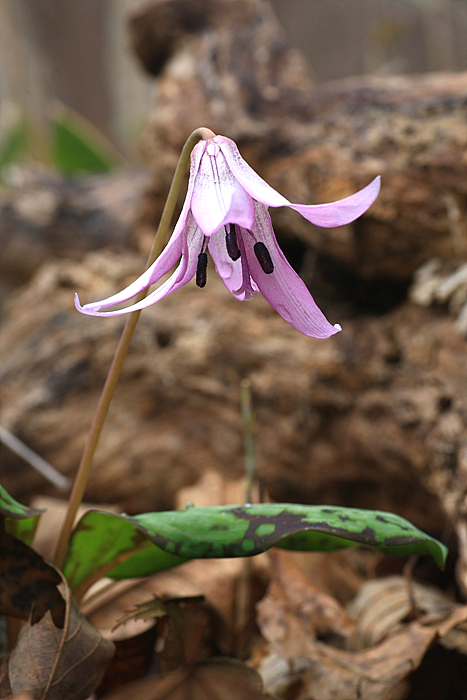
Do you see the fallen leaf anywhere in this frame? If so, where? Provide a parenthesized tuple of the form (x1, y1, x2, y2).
(347, 575, 467, 653)
(257, 549, 355, 659)
(300, 622, 437, 700)
(7, 580, 115, 700)
(0, 527, 65, 627)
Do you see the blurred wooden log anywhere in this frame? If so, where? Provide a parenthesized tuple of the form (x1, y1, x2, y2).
(130, 0, 467, 287)
(0, 168, 150, 307)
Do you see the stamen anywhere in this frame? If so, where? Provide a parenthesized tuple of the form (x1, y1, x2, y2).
(253, 242, 274, 274)
(225, 224, 240, 261)
(196, 252, 208, 287)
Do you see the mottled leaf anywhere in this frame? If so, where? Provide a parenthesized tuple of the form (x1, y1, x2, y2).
(0, 484, 43, 521)
(64, 510, 186, 599)
(0, 483, 43, 545)
(64, 504, 447, 597)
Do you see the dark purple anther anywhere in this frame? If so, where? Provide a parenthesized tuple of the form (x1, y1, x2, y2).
(253, 242, 274, 274)
(225, 224, 241, 261)
(196, 252, 208, 287)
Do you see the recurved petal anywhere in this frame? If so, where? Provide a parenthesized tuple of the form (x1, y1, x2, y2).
(289, 176, 381, 227)
(75, 143, 207, 315)
(76, 214, 203, 317)
(191, 141, 255, 236)
(244, 203, 341, 339)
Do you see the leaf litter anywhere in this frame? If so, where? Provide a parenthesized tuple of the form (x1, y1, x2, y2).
(3, 474, 466, 699)
(6, 578, 114, 700)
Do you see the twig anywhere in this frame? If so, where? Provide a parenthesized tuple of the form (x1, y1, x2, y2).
(0, 424, 69, 490)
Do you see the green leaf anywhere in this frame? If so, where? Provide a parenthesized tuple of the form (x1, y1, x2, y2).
(0, 119, 28, 171)
(64, 504, 448, 597)
(51, 107, 118, 175)
(0, 484, 44, 544)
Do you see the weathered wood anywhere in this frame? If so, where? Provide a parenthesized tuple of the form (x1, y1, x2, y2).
(0, 168, 150, 308)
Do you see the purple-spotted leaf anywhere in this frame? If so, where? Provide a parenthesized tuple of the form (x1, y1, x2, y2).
(0, 483, 44, 544)
(64, 504, 447, 598)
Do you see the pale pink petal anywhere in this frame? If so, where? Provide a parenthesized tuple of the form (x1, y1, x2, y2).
(242, 204, 341, 339)
(216, 136, 290, 208)
(207, 229, 243, 295)
(191, 141, 255, 236)
(217, 136, 380, 227)
(289, 176, 381, 227)
(75, 227, 185, 313)
(75, 144, 206, 315)
(76, 214, 203, 317)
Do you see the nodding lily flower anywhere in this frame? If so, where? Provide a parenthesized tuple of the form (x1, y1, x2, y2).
(76, 136, 380, 338)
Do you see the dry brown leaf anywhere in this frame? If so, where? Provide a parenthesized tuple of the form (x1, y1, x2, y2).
(7, 580, 115, 700)
(347, 576, 467, 653)
(300, 621, 437, 700)
(257, 549, 355, 659)
(0, 527, 65, 627)
(101, 658, 275, 700)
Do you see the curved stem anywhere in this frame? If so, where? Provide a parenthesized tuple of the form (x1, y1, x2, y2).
(54, 127, 216, 570)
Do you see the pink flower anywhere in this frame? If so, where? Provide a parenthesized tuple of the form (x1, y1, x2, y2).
(76, 136, 380, 338)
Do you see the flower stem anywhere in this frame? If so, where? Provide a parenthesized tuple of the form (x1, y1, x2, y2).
(53, 127, 216, 570)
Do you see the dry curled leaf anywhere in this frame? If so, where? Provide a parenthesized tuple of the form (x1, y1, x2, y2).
(300, 622, 437, 700)
(257, 549, 355, 660)
(0, 527, 65, 627)
(7, 580, 114, 700)
(348, 575, 467, 654)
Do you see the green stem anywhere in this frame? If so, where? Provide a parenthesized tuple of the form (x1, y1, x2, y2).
(54, 127, 216, 570)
